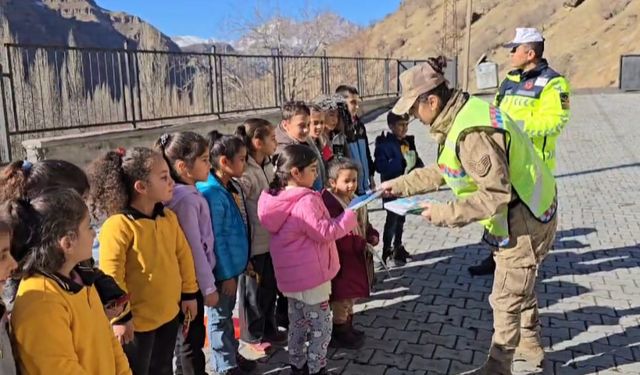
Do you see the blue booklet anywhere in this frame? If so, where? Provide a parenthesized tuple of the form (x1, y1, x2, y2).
(383, 194, 439, 216)
(347, 190, 383, 210)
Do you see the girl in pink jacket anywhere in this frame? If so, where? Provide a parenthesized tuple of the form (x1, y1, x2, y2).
(257, 144, 357, 375)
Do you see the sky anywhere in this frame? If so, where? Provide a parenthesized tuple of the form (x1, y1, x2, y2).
(97, 0, 402, 41)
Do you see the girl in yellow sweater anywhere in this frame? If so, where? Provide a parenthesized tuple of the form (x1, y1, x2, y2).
(88, 147, 199, 375)
(8, 188, 131, 374)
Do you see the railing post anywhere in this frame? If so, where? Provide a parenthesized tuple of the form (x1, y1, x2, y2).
(134, 49, 143, 122)
(0, 63, 11, 162)
(396, 60, 401, 94)
(320, 50, 328, 95)
(123, 42, 137, 128)
(5, 45, 20, 135)
(216, 51, 225, 113)
(356, 58, 363, 95)
(270, 48, 280, 107)
(208, 46, 215, 114)
(384, 59, 390, 95)
(324, 54, 331, 94)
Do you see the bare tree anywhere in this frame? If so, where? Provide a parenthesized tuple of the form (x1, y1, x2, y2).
(223, 0, 360, 101)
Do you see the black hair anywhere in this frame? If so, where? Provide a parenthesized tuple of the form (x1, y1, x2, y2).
(4, 188, 88, 276)
(415, 56, 453, 109)
(154, 132, 208, 183)
(387, 111, 410, 128)
(207, 130, 247, 171)
(87, 147, 161, 217)
(269, 144, 318, 193)
(0, 160, 89, 202)
(282, 101, 310, 121)
(235, 118, 275, 156)
(335, 85, 359, 97)
(525, 42, 545, 59)
(327, 157, 359, 181)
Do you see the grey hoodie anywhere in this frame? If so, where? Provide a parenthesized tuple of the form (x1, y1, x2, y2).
(237, 155, 275, 256)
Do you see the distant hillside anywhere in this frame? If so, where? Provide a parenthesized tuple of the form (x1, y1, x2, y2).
(328, 0, 640, 88)
(0, 0, 179, 50)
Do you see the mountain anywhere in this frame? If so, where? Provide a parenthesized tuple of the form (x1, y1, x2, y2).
(174, 12, 361, 56)
(327, 0, 640, 88)
(171, 36, 236, 54)
(0, 0, 179, 50)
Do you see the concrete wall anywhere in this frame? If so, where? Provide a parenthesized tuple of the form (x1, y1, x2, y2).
(22, 97, 397, 167)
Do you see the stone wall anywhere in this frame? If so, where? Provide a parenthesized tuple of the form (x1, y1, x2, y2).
(22, 97, 396, 167)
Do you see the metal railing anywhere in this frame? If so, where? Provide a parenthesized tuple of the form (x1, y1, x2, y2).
(0, 43, 447, 162)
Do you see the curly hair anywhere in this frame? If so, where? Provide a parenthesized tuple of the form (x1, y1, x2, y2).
(86, 147, 159, 217)
(0, 160, 89, 202)
(154, 132, 208, 183)
(3, 188, 87, 277)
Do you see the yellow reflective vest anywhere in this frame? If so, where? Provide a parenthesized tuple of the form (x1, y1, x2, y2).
(438, 96, 557, 246)
(494, 60, 570, 172)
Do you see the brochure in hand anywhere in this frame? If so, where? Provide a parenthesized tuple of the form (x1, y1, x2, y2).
(383, 194, 439, 216)
(347, 190, 383, 211)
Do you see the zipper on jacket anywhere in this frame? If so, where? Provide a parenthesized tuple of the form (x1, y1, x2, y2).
(541, 136, 548, 160)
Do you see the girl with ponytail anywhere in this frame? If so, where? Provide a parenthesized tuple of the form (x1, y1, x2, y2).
(257, 144, 358, 375)
(7, 188, 131, 374)
(234, 119, 286, 353)
(0, 159, 126, 319)
(88, 147, 199, 375)
(154, 132, 215, 375)
(196, 130, 254, 374)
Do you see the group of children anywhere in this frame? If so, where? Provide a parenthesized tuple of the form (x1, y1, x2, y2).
(0, 85, 423, 375)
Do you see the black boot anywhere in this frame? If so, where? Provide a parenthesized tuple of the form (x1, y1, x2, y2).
(236, 354, 257, 372)
(468, 254, 496, 276)
(329, 323, 364, 349)
(348, 315, 365, 338)
(393, 245, 411, 266)
(381, 247, 392, 265)
(311, 368, 327, 375)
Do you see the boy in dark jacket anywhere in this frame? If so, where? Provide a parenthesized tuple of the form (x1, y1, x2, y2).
(336, 85, 375, 195)
(321, 158, 379, 350)
(374, 112, 424, 266)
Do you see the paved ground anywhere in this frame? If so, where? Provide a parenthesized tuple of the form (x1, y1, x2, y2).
(209, 92, 640, 374)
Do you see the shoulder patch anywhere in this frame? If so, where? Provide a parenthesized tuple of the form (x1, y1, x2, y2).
(469, 154, 492, 177)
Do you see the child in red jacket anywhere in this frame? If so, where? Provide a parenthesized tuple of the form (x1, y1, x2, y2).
(321, 158, 379, 350)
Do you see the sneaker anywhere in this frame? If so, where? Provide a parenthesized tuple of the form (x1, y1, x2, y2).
(290, 363, 309, 375)
(393, 245, 411, 266)
(245, 341, 272, 354)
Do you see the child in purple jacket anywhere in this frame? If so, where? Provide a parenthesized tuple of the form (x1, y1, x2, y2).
(155, 132, 218, 375)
